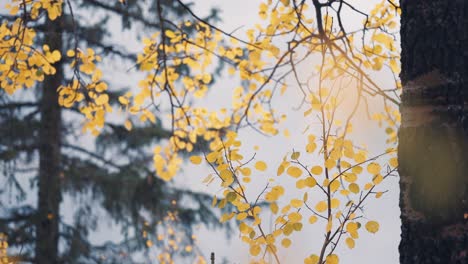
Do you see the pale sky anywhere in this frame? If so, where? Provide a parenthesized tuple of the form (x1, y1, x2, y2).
(0, 1, 401, 263)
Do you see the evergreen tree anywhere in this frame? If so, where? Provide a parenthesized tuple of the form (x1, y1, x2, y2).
(0, 1, 223, 263)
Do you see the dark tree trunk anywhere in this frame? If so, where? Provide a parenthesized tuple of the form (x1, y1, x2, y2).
(35, 16, 63, 264)
(399, 0, 468, 263)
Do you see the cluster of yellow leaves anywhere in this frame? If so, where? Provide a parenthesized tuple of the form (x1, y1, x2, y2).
(119, 22, 226, 180)
(58, 48, 112, 135)
(1, 0, 403, 262)
(1, 1, 117, 137)
(0, 1, 64, 94)
(0, 233, 10, 264)
(1, 1, 120, 137)
(302, 254, 340, 264)
(368, 1, 400, 50)
(0, 20, 60, 94)
(267, 140, 394, 259)
(190, 127, 397, 263)
(189, 132, 285, 260)
(142, 210, 206, 264)
(318, 0, 400, 77)
(7, 0, 63, 21)
(373, 105, 401, 144)
(153, 145, 183, 182)
(125, 2, 318, 180)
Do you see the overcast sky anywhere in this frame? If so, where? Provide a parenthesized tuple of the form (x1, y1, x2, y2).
(0, 1, 401, 263)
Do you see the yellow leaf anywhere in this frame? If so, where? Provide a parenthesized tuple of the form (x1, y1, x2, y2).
(189, 155, 202, 165)
(277, 164, 285, 176)
(311, 166, 323, 175)
(9, 5, 19, 15)
(283, 224, 293, 235)
(273, 229, 282, 237)
(165, 29, 177, 38)
(346, 222, 360, 239)
(118, 96, 129, 105)
(291, 151, 300, 160)
(93, 94, 107, 106)
(349, 183, 360, 194)
(345, 237, 355, 249)
(305, 177, 316, 188)
(237, 212, 248, 220)
(294, 223, 303, 232)
(372, 33, 393, 49)
(95, 82, 107, 92)
(296, 179, 306, 189)
(51, 50, 61, 61)
(270, 202, 279, 214)
(325, 254, 339, 264)
(326, 217, 333, 232)
(389, 157, 398, 168)
(315, 201, 327, 212)
(185, 245, 192, 252)
(304, 255, 319, 264)
(206, 151, 218, 163)
(340, 189, 350, 196)
(281, 238, 291, 248)
(330, 180, 340, 192)
(367, 162, 381, 175)
(250, 244, 261, 256)
(287, 166, 302, 178)
(308, 215, 318, 224)
(146, 240, 153, 247)
(226, 192, 237, 202)
(290, 199, 303, 208)
(352, 166, 363, 174)
(344, 173, 357, 183)
(390, 59, 400, 74)
(304, 108, 313, 117)
(325, 158, 335, 169)
(354, 153, 366, 163)
(240, 167, 251, 176)
(364, 183, 373, 190)
(288, 212, 302, 222)
(124, 120, 132, 131)
(66, 49, 75, 57)
(373, 174, 384, 185)
(346, 222, 358, 234)
(306, 142, 317, 153)
(239, 222, 249, 234)
(330, 198, 340, 209)
(211, 197, 217, 209)
(255, 161, 267, 171)
(365, 221, 379, 234)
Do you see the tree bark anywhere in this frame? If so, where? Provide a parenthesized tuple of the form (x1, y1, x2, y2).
(399, 0, 468, 263)
(35, 16, 63, 264)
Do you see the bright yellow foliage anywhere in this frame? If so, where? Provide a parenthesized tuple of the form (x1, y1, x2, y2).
(1, 0, 401, 263)
(365, 221, 380, 234)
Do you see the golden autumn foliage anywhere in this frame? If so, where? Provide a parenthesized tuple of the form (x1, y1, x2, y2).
(0, 0, 402, 263)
